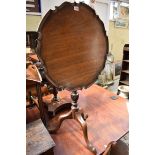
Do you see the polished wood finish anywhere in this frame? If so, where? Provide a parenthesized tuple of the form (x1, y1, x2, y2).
(46, 90, 96, 154)
(44, 85, 68, 116)
(26, 119, 55, 155)
(37, 2, 108, 90)
(41, 85, 128, 155)
(26, 85, 128, 155)
(36, 2, 108, 153)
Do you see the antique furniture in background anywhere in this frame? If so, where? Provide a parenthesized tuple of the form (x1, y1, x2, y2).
(26, 50, 44, 109)
(26, 63, 48, 125)
(118, 44, 129, 98)
(119, 44, 129, 86)
(35, 2, 108, 154)
(26, 31, 38, 49)
(26, 30, 61, 113)
(26, 52, 60, 124)
(26, 61, 41, 109)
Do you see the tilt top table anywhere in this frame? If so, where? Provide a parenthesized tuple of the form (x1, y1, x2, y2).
(35, 2, 108, 153)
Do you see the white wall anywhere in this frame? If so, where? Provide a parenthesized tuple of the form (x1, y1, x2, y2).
(94, 0, 110, 34)
(40, 0, 110, 34)
(41, 0, 75, 17)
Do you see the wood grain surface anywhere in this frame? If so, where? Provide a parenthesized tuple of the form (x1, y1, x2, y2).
(37, 2, 108, 90)
(50, 84, 129, 155)
(26, 84, 128, 155)
(26, 119, 55, 155)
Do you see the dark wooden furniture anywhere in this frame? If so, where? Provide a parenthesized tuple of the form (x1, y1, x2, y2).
(48, 84, 128, 155)
(26, 80, 37, 108)
(26, 64, 48, 126)
(36, 2, 108, 90)
(119, 44, 129, 86)
(26, 85, 128, 155)
(26, 31, 38, 49)
(26, 64, 42, 107)
(35, 2, 108, 154)
(26, 63, 41, 109)
(26, 119, 55, 155)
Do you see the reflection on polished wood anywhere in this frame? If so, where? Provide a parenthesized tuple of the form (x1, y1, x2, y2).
(40, 84, 128, 155)
(26, 84, 128, 155)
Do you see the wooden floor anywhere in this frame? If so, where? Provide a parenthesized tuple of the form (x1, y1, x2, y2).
(27, 84, 129, 155)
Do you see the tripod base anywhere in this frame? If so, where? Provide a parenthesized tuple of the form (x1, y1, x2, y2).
(41, 89, 97, 154)
(47, 106, 96, 154)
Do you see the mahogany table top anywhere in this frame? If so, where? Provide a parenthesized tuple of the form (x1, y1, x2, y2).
(49, 84, 129, 155)
(37, 2, 108, 91)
